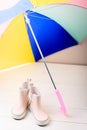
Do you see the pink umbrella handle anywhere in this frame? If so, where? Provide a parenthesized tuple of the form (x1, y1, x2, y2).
(55, 89, 67, 115)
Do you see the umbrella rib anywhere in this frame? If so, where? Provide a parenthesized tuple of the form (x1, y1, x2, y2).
(25, 15, 56, 90)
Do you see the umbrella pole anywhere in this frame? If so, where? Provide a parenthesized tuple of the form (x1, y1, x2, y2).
(25, 16, 67, 115)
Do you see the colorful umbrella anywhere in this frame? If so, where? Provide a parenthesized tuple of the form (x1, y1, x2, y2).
(24, 10, 78, 115)
(0, 0, 87, 115)
(0, 1, 87, 67)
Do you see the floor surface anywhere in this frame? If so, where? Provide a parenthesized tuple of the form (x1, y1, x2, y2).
(0, 63, 87, 130)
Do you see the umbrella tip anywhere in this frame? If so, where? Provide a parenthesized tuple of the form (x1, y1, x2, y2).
(24, 13, 30, 24)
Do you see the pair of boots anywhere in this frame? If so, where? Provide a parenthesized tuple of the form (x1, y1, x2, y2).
(11, 79, 49, 126)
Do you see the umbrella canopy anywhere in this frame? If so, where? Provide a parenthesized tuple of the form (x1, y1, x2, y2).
(0, 1, 87, 69)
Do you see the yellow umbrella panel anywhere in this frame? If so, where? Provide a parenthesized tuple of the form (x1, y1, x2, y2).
(30, 0, 70, 6)
(0, 14, 35, 70)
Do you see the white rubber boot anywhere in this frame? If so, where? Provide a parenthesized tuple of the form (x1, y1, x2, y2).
(11, 82, 29, 120)
(29, 86, 49, 126)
